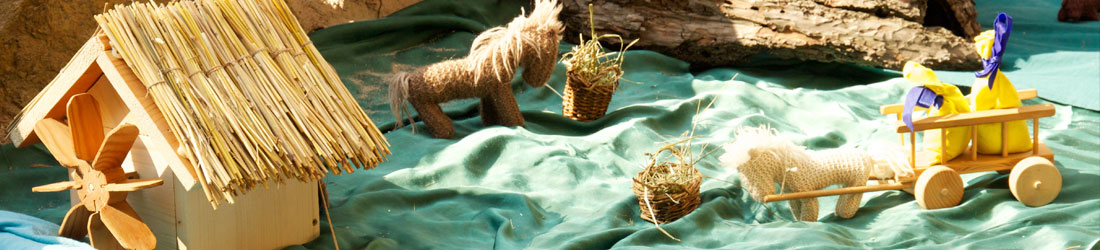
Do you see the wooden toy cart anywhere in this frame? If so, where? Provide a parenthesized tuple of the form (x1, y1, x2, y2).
(761, 89, 1061, 209)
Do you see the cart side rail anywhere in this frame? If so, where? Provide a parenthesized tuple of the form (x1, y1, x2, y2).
(879, 88, 1038, 116)
(893, 104, 1055, 133)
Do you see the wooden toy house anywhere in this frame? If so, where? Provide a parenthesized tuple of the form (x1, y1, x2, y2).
(6, 1, 390, 249)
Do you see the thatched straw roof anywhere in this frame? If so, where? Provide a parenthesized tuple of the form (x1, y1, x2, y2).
(95, 0, 389, 206)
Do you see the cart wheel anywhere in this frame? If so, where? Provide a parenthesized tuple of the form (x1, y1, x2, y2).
(1010, 156, 1061, 207)
(915, 166, 964, 209)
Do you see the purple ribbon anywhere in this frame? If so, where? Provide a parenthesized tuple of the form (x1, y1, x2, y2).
(975, 13, 1013, 89)
(903, 86, 944, 131)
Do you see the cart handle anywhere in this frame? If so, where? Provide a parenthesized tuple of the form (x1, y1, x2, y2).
(762, 182, 912, 202)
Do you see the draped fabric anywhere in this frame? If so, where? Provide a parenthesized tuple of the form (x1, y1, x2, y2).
(0, 0, 1096, 249)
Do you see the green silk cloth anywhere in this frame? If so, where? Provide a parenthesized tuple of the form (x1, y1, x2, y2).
(1, 0, 1096, 249)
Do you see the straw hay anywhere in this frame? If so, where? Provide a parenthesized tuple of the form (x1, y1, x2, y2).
(631, 98, 717, 241)
(559, 4, 636, 93)
(95, 0, 390, 207)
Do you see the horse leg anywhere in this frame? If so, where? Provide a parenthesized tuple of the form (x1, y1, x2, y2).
(835, 193, 863, 219)
(788, 199, 803, 220)
(835, 179, 865, 219)
(798, 198, 819, 221)
(490, 85, 524, 127)
(479, 97, 501, 126)
(412, 101, 454, 138)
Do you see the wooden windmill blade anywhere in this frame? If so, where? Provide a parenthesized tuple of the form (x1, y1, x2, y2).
(97, 201, 157, 250)
(67, 93, 105, 162)
(33, 118, 82, 168)
(58, 200, 93, 240)
(31, 94, 163, 250)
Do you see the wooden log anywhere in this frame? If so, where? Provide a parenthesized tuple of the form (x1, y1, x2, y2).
(560, 0, 983, 70)
(810, 0, 927, 22)
(925, 0, 982, 38)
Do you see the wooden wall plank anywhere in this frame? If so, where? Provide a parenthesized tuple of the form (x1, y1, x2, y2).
(177, 180, 319, 250)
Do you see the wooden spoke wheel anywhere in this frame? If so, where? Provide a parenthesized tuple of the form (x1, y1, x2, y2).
(1010, 156, 1061, 207)
(915, 166, 964, 209)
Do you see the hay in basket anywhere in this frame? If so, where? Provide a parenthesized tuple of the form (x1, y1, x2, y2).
(560, 4, 637, 121)
(634, 143, 703, 226)
(630, 97, 719, 241)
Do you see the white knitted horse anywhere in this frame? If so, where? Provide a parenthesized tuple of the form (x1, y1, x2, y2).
(719, 126, 908, 221)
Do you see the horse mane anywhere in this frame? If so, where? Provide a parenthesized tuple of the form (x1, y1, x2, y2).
(719, 125, 813, 173)
(467, 0, 562, 84)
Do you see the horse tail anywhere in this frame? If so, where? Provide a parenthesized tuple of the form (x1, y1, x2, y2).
(388, 71, 415, 131)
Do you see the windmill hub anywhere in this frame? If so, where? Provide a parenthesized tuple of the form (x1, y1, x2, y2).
(79, 169, 111, 212)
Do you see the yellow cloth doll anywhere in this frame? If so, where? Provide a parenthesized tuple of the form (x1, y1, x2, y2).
(903, 62, 972, 164)
(971, 13, 1032, 154)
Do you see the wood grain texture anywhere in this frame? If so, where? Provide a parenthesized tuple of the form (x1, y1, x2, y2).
(92, 124, 139, 172)
(31, 181, 79, 192)
(88, 213, 126, 250)
(1032, 118, 1039, 155)
(914, 165, 964, 209)
(879, 89, 1039, 116)
(33, 118, 81, 168)
(175, 179, 320, 250)
(560, 0, 981, 70)
(97, 51, 182, 250)
(1010, 156, 1061, 207)
(7, 38, 104, 147)
(811, 0, 926, 22)
(901, 142, 1053, 181)
(971, 125, 978, 160)
(85, 76, 130, 133)
(116, 137, 178, 250)
(104, 179, 164, 192)
(58, 202, 92, 240)
(100, 202, 156, 250)
(895, 104, 1056, 132)
(763, 182, 911, 202)
(67, 93, 105, 162)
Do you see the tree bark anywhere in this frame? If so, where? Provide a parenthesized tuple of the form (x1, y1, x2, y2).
(560, 0, 983, 70)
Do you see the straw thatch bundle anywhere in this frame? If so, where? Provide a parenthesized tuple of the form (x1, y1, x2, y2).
(95, 0, 390, 207)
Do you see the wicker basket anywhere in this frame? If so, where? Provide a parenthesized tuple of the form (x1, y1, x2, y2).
(632, 147, 702, 224)
(562, 70, 616, 121)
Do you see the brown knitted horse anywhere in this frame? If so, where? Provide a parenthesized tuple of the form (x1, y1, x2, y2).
(388, 0, 563, 138)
